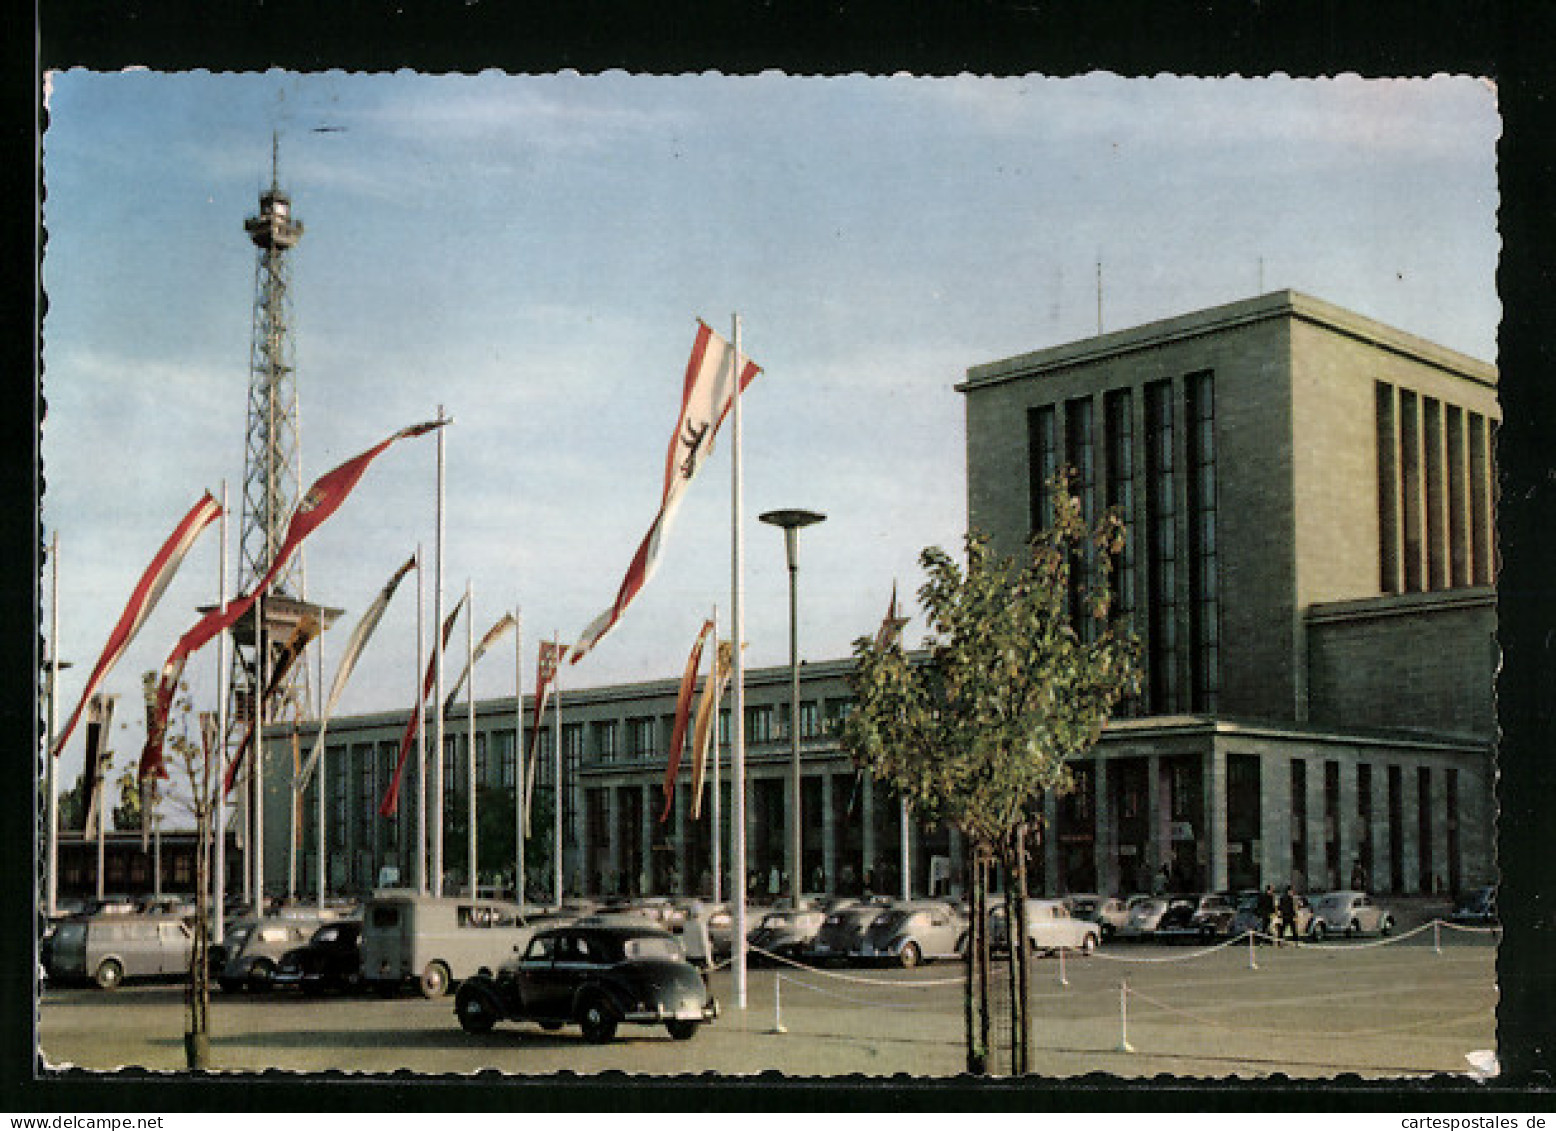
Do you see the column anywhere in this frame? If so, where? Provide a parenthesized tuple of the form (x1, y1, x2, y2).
(639, 784, 654, 895)
(1304, 760, 1326, 891)
(1259, 754, 1292, 890)
(1400, 766, 1421, 894)
(606, 786, 622, 896)
(1093, 756, 1115, 897)
(821, 770, 837, 896)
(1042, 792, 1059, 898)
(674, 782, 689, 896)
(1369, 766, 1391, 893)
(1338, 756, 1358, 891)
(1430, 763, 1449, 896)
(1205, 746, 1228, 892)
(1459, 758, 1493, 887)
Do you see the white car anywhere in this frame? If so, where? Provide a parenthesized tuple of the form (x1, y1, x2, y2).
(1307, 890, 1395, 939)
(990, 898, 1101, 954)
(1117, 895, 1171, 940)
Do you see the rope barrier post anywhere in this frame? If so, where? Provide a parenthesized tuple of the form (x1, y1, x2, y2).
(1059, 945, 1069, 987)
(1247, 929, 1258, 971)
(1116, 979, 1135, 1053)
(769, 972, 787, 1035)
(1434, 920, 1442, 955)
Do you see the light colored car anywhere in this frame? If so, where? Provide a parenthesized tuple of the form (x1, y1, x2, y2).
(807, 900, 892, 963)
(219, 916, 333, 992)
(748, 909, 829, 962)
(857, 901, 967, 967)
(990, 898, 1102, 954)
(45, 913, 193, 989)
(1307, 891, 1395, 939)
(1117, 895, 1171, 939)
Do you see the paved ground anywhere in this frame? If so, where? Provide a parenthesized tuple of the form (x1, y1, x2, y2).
(36, 925, 1497, 1081)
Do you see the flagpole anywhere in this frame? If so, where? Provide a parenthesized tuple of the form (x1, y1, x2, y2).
(710, 603, 721, 905)
(514, 607, 524, 907)
(215, 482, 229, 944)
(415, 544, 427, 895)
(45, 531, 59, 921)
(253, 589, 266, 911)
(552, 632, 563, 909)
(466, 581, 477, 900)
(433, 407, 447, 898)
(731, 312, 749, 1011)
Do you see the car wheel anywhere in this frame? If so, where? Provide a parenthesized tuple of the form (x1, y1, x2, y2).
(954, 932, 969, 957)
(1347, 920, 1359, 939)
(249, 959, 275, 991)
(1380, 916, 1395, 936)
(419, 961, 452, 999)
(898, 942, 922, 969)
(1081, 933, 1097, 956)
(94, 959, 123, 991)
(666, 1019, 699, 1041)
(579, 996, 618, 1044)
(456, 990, 496, 1035)
(1309, 921, 1326, 941)
(539, 1021, 564, 1032)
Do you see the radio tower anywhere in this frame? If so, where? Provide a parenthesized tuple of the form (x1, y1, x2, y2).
(228, 133, 339, 908)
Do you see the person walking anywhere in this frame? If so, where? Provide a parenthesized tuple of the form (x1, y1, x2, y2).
(1257, 884, 1276, 940)
(1279, 885, 1300, 943)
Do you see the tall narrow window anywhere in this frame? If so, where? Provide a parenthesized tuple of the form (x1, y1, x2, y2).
(1357, 762, 1373, 888)
(1145, 379, 1180, 713)
(1104, 388, 1137, 631)
(1468, 412, 1491, 586)
(1446, 769, 1461, 895)
(1065, 396, 1096, 636)
(1028, 404, 1058, 536)
(1400, 390, 1423, 592)
(1376, 383, 1401, 593)
(1424, 397, 1446, 590)
(1445, 404, 1469, 587)
(1387, 765, 1404, 893)
(1290, 758, 1308, 881)
(1417, 766, 1434, 894)
(1185, 371, 1219, 712)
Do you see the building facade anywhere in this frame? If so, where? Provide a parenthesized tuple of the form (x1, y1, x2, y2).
(959, 290, 1497, 896)
(257, 291, 1496, 904)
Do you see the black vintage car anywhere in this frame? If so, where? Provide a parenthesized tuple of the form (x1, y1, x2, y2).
(273, 921, 364, 994)
(453, 923, 718, 1043)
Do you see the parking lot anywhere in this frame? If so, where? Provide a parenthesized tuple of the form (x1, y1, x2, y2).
(37, 927, 1497, 1080)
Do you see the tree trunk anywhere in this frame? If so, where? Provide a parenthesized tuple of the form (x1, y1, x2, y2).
(963, 847, 986, 1074)
(185, 800, 211, 1070)
(1002, 863, 1020, 1074)
(1013, 823, 1034, 1074)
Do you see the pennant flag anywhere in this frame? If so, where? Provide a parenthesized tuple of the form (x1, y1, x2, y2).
(689, 640, 733, 820)
(54, 492, 221, 759)
(298, 555, 416, 794)
(141, 420, 443, 781)
(442, 611, 518, 719)
(874, 581, 910, 648)
(378, 591, 468, 816)
(222, 613, 321, 797)
(659, 619, 715, 822)
(522, 640, 567, 835)
(568, 322, 760, 665)
(80, 694, 116, 838)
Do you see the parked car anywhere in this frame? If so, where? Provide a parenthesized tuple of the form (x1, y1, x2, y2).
(747, 909, 828, 962)
(1150, 897, 1205, 941)
(45, 913, 194, 989)
(857, 901, 967, 967)
(362, 890, 548, 998)
(990, 898, 1102, 954)
(806, 900, 891, 963)
(273, 921, 365, 994)
(1117, 895, 1172, 940)
(219, 916, 330, 992)
(453, 922, 718, 1043)
(1450, 885, 1497, 926)
(1187, 892, 1241, 940)
(1089, 896, 1131, 940)
(1307, 891, 1394, 938)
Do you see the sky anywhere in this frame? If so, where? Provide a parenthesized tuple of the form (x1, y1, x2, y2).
(38, 70, 1501, 800)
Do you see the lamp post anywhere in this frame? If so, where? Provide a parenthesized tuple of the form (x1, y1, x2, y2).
(759, 508, 825, 911)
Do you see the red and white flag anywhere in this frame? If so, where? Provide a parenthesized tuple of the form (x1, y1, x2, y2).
(568, 322, 760, 665)
(689, 640, 733, 820)
(141, 420, 443, 781)
(299, 554, 417, 793)
(522, 640, 567, 834)
(874, 581, 910, 648)
(222, 613, 321, 797)
(659, 619, 714, 822)
(54, 492, 221, 759)
(379, 590, 467, 817)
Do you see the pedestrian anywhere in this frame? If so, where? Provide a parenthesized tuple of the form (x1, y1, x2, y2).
(1257, 884, 1276, 939)
(1279, 886, 1299, 943)
(1350, 858, 1368, 892)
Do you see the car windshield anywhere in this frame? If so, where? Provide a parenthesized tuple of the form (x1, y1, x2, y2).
(622, 935, 683, 961)
(53, 922, 85, 946)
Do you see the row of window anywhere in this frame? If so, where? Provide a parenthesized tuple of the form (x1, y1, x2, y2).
(1028, 373, 1220, 717)
(1376, 382, 1495, 595)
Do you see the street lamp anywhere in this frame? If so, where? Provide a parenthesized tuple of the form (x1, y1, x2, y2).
(759, 508, 825, 911)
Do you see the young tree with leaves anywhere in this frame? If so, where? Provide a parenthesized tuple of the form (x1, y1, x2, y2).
(842, 477, 1139, 1074)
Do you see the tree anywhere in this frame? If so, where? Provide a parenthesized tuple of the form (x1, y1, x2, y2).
(442, 782, 555, 898)
(841, 478, 1139, 1074)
